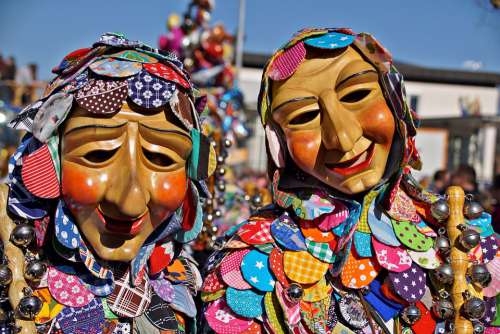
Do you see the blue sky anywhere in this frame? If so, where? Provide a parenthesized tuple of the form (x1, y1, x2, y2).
(1, 0, 499, 80)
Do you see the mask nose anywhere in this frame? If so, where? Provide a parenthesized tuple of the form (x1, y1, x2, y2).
(103, 125, 149, 218)
(319, 90, 362, 152)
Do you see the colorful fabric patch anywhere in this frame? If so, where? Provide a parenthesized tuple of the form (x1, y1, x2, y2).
(80, 273, 114, 297)
(270, 214, 306, 251)
(353, 231, 372, 257)
(89, 58, 142, 78)
(304, 32, 355, 49)
(55, 299, 105, 334)
(388, 263, 426, 303)
(144, 293, 179, 330)
(392, 220, 433, 251)
(241, 250, 276, 292)
(367, 200, 401, 247)
(54, 200, 80, 249)
(144, 62, 190, 88)
(149, 241, 175, 276)
(305, 239, 336, 263)
(127, 70, 176, 108)
(481, 235, 498, 263)
(315, 200, 349, 231)
(149, 277, 174, 303)
(301, 220, 335, 242)
(47, 267, 93, 307)
(205, 299, 256, 334)
(226, 287, 265, 318)
(238, 219, 273, 245)
(264, 292, 286, 334)
(268, 42, 306, 81)
(341, 248, 380, 289)
(106, 265, 151, 318)
(283, 250, 329, 284)
(274, 282, 300, 325)
(219, 249, 251, 290)
(78, 240, 113, 280)
(33, 288, 64, 324)
(302, 277, 330, 302)
(338, 293, 369, 330)
(387, 188, 420, 222)
(32, 92, 74, 142)
(363, 279, 403, 322)
(300, 297, 331, 333)
(21, 143, 60, 199)
(8, 100, 42, 131)
(407, 248, 441, 269)
(373, 237, 412, 272)
(203, 271, 225, 293)
(468, 213, 495, 237)
(62, 71, 89, 93)
(269, 249, 290, 287)
(76, 78, 128, 114)
(108, 50, 158, 63)
(484, 257, 500, 297)
(170, 283, 197, 317)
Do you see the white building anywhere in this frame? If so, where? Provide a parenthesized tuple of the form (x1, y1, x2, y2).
(238, 53, 500, 186)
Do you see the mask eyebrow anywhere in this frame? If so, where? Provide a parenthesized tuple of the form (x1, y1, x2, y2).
(273, 96, 318, 113)
(335, 69, 378, 89)
(64, 122, 128, 135)
(139, 123, 192, 141)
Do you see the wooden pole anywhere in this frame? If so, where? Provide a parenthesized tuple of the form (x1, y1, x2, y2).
(446, 186, 472, 334)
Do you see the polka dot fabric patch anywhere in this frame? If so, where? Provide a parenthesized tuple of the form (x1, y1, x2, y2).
(47, 267, 93, 307)
(89, 58, 142, 78)
(388, 263, 426, 303)
(241, 250, 276, 292)
(205, 299, 256, 334)
(353, 231, 373, 257)
(128, 70, 176, 109)
(341, 248, 380, 289)
(269, 249, 290, 287)
(144, 63, 190, 89)
(268, 42, 306, 81)
(54, 200, 80, 250)
(372, 237, 412, 272)
(76, 78, 127, 114)
(220, 249, 252, 290)
(283, 250, 329, 284)
(392, 220, 433, 252)
(203, 271, 226, 293)
(225, 287, 265, 318)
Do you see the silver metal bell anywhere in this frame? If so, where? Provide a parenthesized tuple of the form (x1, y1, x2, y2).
(459, 228, 481, 250)
(431, 199, 450, 221)
(435, 235, 451, 254)
(0, 264, 12, 287)
(223, 138, 232, 148)
(432, 299, 455, 319)
(401, 304, 421, 325)
(463, 296, 486, 320)
(251, 194, 262, 207)
(16, 295, 42, 320)
(473, 322, 485, 334)
(468, 263, 491, 287)
(216, 167, 226, 176)
(24, 261, 47, 282)
(286, 283, 304, 302)
(432, 263, 454, 285)
(10, 224, 35, 247)
(464, 200, 484, 220)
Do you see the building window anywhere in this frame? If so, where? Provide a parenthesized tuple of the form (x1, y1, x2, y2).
(409, 95, 419, 114)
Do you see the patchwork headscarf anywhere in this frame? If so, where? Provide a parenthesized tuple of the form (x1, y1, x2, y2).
(258, 28, 421, 187)
(6, 32, 215, 332)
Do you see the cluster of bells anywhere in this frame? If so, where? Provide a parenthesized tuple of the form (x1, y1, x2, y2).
(0, 222, 45, 326)
(201, 137, 233, 247)
(395, 197, 488, 332)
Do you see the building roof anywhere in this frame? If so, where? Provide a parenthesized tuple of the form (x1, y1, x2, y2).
(243, 52, 500, 88)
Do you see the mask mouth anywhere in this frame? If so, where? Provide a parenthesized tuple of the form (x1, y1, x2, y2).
(325, 142, 375, 176)
(96, 208, 148, 236)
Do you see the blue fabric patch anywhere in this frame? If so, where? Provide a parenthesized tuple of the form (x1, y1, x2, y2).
(353, 231, 372, 257)
(364, 279, 403, 321)
(468, 212, 494, 237)
(170, 284, 196, 318)
(54, 200, 81, 250)
(128, 70, 176, 109)
(270, 214, 306, 251)
(80, 273, 114, 297)
(367, 200, 401, 246)
(225, 287, 264, 318)
(241, 250, 276, 292)
(55, 298, 105, 334)
(304, 32, 355, 50)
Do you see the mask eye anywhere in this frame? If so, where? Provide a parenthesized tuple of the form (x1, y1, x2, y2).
(142, 148, 175, 167)
(83, 148, 118, 164)
(340, 89, 371, 103)
(289, 109, 320, 125)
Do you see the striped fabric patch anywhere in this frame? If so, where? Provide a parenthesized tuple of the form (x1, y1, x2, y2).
(21, 144, 60, 198)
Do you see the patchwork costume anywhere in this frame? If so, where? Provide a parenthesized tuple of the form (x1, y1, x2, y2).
(201, 28, 499, 334)
(4, 33, 215, 333)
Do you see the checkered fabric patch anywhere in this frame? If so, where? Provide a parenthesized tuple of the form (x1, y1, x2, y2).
(106, 265, 151, 318)
(238, 220, 273, 245)
(283, 251, 329, 284)
(305, 239, 336, 264)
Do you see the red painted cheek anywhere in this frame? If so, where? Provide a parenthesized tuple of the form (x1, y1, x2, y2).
(287, 130, 322, 170)
(153, 170, 188, 211)
(360, 101, 395, 147)
(61, 163, 104, 205)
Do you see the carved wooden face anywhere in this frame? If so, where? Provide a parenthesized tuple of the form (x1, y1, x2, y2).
(272, 47, 395, 194)
(60, 99, 193, 261)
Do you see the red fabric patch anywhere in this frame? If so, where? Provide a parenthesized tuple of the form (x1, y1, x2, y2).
(21, 144, 60, 198)
(149, 241, 174, 276)
(411, 302, 436, 334)
(181, 185, 195, 231)
(144, 63, 190, 89)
